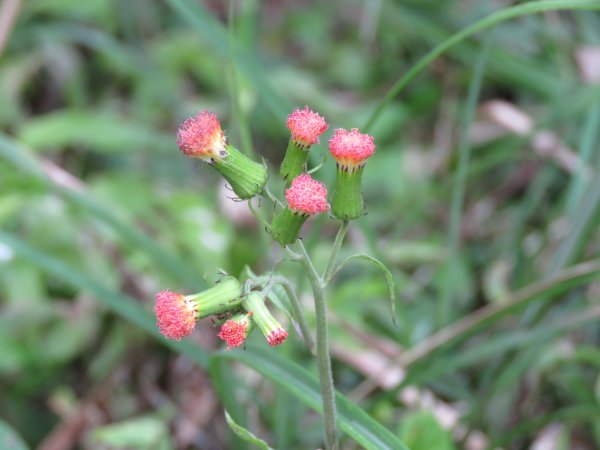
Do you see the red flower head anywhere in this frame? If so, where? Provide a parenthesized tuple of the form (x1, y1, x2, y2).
(285, 173, 330, 215)
(267, 328, 288, 347)
(328, 128, 375, 169)
(154, 291, 196, 340)
(218, 314, 251, 348)
(176, 110, 227, 161)
(286, 106, 328, 147)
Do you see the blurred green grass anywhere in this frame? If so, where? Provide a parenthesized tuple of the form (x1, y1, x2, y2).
(2, 0, 600, 449)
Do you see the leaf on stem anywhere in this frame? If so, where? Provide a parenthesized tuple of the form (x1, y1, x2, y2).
(333, 254, 397, 326)
(225, 410, 275, 450)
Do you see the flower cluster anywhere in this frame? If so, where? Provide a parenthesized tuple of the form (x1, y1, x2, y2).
(154, 277, 287, 348)
(154, 106, 375, 349)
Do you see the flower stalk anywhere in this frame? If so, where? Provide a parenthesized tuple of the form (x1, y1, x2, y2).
(294, 240, 339, 450)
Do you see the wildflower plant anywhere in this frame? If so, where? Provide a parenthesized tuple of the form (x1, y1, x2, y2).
(154, 106, 394, 450)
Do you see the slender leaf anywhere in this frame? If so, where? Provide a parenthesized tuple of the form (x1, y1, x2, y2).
(1, 230, 408, 450)
(364, 0, 600, 131)
(0, 134, 203, 289)
(225, 410, 274, 450)
(405, 304, 600, 386)
(439, 28, 492, 327)
(394, 259, 600, 368)
(164, 0, 292, 121)
(0, 230, 209, 367)
(334, 254, 397, 326)
(212, 346, 410, 450)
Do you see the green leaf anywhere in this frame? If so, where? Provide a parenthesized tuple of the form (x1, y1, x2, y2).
(405, 304, 600, 387)
(17, 110, 172, 154)
(89, 416, 172, 450)
(1, 231, 408, 450)
(0, 133, 203, 290)
(394, 258, 600, 368)
(225, 410, 275, 450)
(364, 0, 600, 131)
(334, 253, 397, 326)
(0, 230, 209, 367)
(164, 0, 292, 121)
(398, 411, 455, 450)
(212, 346, 410, 450)
(0, 420, 30, 450)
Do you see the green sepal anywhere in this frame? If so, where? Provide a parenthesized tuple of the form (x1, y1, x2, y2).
(269, 207, 308, 246)
(332, 165, 365, 220)
(213, 145, 267, 199)
(280, 139, 309, 183)
(189, 276, 243, 318)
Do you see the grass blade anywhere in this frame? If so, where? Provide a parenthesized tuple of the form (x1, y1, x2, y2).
(439, 29, 492, 326)
(364, 0, 600, 132)
(212, 346, 410, 450)
(0, 134, 203, 289)
(0, 230, 209, 367)
(164, 0, 292, 121)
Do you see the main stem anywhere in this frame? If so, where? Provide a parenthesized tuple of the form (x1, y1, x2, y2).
(297, 241, 338, 450)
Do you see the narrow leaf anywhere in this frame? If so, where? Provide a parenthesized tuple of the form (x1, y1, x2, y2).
(213, 347, 410, 450)
(364, 0, 600, 131)
(334, 254, 397, 326)
(225, 410, 274, 450)
(1, 231, 408, 450)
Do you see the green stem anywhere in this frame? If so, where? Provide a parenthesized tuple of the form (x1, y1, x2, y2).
(295, 241, 338, 450)
(323, 220, 350, 284)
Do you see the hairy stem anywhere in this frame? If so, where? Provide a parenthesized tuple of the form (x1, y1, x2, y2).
(295, 241, 339, 450)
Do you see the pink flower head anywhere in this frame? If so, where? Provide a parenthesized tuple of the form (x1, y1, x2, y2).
(267, 328, 288, 347)
(218, 316, 250, 348)
(154, 291, 196, 340)
(286, 106, 328, 147)
(176, 110, 227, 161)
(285, 173, 330, 215)
(328, 128, 375, 168)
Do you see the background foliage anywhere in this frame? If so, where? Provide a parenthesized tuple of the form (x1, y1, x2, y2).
(2, 0, 600, 449)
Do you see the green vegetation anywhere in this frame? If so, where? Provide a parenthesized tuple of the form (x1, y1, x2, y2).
(2, 0, 600, 449)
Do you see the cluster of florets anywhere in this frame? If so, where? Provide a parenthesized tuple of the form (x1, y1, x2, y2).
(328, 128, 376, 170)
(286, 106, 328, 148)
(153, 106, 375, 349)
(286, 173, 330, 216)
(154, 291, 196, 340)
(176, 111, 227, 161)
(154, 279, 287, 349)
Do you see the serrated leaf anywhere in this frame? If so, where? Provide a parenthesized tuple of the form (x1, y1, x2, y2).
(334, 253, 397, 326)
(225, 410, 274, 450)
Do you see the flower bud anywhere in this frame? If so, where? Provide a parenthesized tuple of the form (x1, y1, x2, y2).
(154, 276, 242, 340)
(218, 312, 253, 349)
(280, 107, 328, 182)
(269, 173, 330, 246)
(242, 291, 288, 346)
(176, 110, 267, 199)
(328, 128, 375, 219)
